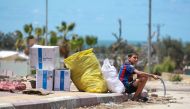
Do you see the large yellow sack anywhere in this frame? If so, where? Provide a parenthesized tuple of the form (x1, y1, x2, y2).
(64, 48, 108, 93)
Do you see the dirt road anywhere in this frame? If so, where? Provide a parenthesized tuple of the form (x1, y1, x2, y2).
(76, 90, 190, 109)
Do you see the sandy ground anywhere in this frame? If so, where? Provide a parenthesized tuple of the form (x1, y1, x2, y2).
(77, 73, 190, 109)
(76, 89, 190, 109)
(1, 73, 190, 109)
(120, 91, 190, 109)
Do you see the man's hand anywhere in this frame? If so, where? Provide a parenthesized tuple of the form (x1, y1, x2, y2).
(152, 75, 159, 80)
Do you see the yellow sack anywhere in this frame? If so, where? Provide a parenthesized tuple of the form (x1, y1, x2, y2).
(64, 48, 108, 93)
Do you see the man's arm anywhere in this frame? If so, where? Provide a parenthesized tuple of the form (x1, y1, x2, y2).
(134, 69, 159, 79)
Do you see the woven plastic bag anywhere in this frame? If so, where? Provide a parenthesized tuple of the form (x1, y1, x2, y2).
(101, 58, 125, 93)
(64, 48, 108, 93)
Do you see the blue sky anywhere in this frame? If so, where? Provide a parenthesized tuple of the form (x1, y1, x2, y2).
(0, 0, 190, 42)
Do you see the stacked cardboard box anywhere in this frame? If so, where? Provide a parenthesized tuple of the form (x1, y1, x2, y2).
(30, 45, 60, 70)
(36, 70, 54, 91)
(54, 69, 71, 91)
(30, 45, 71, 91)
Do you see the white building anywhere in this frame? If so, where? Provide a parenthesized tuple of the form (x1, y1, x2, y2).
(0, 51, 30, 77)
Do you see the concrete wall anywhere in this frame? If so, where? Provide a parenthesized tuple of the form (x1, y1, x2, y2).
(0, 60, 30, 77)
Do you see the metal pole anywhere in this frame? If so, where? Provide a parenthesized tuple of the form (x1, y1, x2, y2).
(45, 0, 48, 45)
(157, 24, 160, 41)
(148, 0, 152, 73)
(156, 24, 160, 64)
(156, 24, 164, 64)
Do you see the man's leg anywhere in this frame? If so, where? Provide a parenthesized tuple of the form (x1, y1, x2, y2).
(132, 76, 148, 100)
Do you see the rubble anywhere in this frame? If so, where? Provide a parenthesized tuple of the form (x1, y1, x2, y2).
(0, 80, 26, 91)
(22, 89, 53, 95)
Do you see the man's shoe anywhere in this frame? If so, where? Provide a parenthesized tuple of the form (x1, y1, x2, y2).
(138, 96, 148, 102)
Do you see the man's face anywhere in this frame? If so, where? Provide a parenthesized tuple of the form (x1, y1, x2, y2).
(128, 54, 138, 65)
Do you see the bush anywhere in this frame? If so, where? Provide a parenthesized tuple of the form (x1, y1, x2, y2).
(153, 64, 162, 76)
(169, 74, 183, 82)
(144, 56, 176, 76)
(31, 69, 36, 75)
(162, 57, 176, 72)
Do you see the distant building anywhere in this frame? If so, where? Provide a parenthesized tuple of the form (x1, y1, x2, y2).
(0, 51, 30, 77)
(183, 66, 190, 75)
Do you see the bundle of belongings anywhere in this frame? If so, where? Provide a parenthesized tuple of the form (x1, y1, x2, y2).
(29, 46, 126, 94)
(0, 80, 26, 91)
(64, 48, 125, 93)
(101, 58, 125, 93)
(64, 48, 108, 93)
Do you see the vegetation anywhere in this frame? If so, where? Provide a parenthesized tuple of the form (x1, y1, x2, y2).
(0, 32, 16, 50)
(85, 35, 97, 48)
(183, 42, 190, 66)
(15, 30, 25, 51)
(49, 31, 58, 46)
(56, 21, 75, 58)
(169, 74, 183, 82)
(152, 56, 176, 75)
(108, 19, 135, 69)
(34, 27, 44, 44)
(152, 64, 162, 75)
(159, 36, 184, 69)
(70, 34, 84, 52)
(0, 21, 99, 58)
(0, 20, 190, 75)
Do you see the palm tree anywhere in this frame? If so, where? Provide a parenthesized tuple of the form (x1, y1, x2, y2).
(24, 24, 33, 38)
(23, 24, 35, 55)
(85, 35, 97, 48)
(34, 27, 43, 44)
(57, 21, 75, 41)
(24, 24, 35, 47)
(70, 34, 84, 52)
(56, 21, 75, 58)
(15, 30, 25, 51)
(49, 31, 58, 46)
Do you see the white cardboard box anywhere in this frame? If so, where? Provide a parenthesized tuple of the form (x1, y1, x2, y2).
(30, 45, 60, 70)
(54, 69, 71, 91)
(36, 69, 53, 91)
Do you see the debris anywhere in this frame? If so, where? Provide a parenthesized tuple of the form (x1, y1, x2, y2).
(22, 89, 53, 95)
(0, 80, 26, 91)
(151, 93, 158, 97)
(147, 96, 176, 104)
(150, 88, 157, 92)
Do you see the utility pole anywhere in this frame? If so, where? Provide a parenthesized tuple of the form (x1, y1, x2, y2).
(155, 24, 164, 42)
(155, 24, 164, 64)
(148, 0, 152, 73)
(118, 19, 122, 41)
(45, 0, 48, 45)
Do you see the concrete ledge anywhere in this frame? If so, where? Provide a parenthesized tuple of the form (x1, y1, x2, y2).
(0, 93, 128, 109)
(0, 103, 15, 109)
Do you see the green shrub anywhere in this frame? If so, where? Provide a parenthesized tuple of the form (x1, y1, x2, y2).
(170, 74, 183, 82)
(153, 64, 162, 75)
(144, 65, 154, 74)
(31, 69, 36, 75)
(162, 56, 176, 72)
(145, 56, 176, 74)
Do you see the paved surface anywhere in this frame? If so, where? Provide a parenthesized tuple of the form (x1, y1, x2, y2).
(145, 80, 190, 92)
(0, 83, 129, 109)
(0, 91, 129, 109)
(1, 79, 190, 109)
